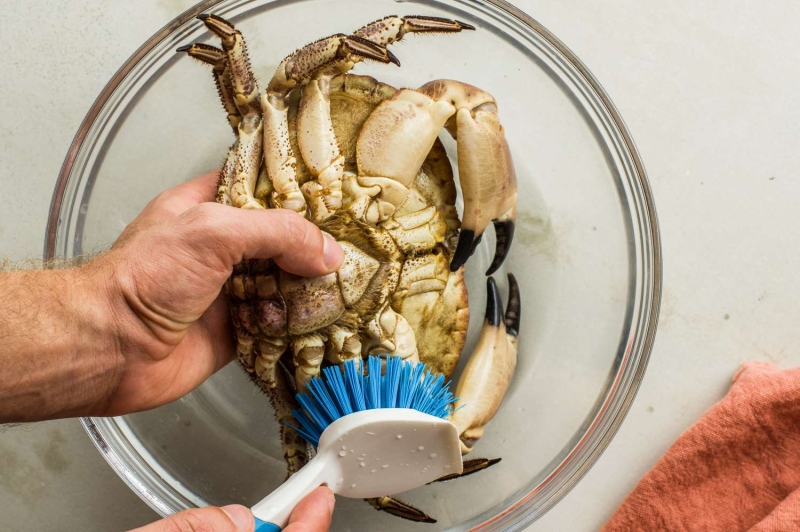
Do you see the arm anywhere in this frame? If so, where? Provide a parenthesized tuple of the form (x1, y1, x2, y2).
(0, 171, 343, 422)
(0, 264, 122, 421)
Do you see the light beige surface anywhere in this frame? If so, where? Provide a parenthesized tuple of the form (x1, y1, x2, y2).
(2, 1, 800, 530)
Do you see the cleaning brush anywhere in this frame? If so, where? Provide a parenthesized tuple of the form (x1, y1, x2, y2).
(289, 355, 458, 447)
(251, 356, 464, 532)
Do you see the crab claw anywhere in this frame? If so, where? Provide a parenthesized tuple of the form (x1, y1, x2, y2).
(446, 99, 517, 273)
(413, 80, 517, 273)
(450, 274, 520, 454)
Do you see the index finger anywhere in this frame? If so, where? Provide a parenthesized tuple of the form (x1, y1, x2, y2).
(137, 169, 222, 222)
(163, 169, 222, 206)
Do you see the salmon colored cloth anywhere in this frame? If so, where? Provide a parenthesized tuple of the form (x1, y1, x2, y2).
(603, 361, 800, 532)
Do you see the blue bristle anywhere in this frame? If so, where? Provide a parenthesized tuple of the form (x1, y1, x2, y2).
(384, 356, 400, 408)
(307, 377, 339, 423)
(345, 361, 366, 411)
(296, 393, 328, 430)
(323, 366, 352, 416)
(366, 356, 382, 409)
(290, 408, 323, 444)
(285, 356, 458, 448)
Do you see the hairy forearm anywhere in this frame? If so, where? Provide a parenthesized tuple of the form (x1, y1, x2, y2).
(0, 261, 123, 422)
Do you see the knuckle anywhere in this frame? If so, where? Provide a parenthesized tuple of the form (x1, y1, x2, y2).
(286, 212, 320, 250)
(184, 202, 219, 226)
(148, 190, 182, 216)
(180, 203, 225, 246)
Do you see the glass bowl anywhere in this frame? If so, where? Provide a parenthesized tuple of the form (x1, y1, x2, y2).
(46, 0, 661, 530)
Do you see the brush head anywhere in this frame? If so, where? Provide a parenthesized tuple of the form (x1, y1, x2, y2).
(289, 356, 458, 448)
(250, 357, 464, 526)
(320, 408, 463, 498)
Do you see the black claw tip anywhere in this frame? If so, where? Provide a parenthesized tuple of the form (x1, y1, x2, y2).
(486, 220, 515, 275)
(485, 277, 503, 327)
(386, 49, 401, 67)
(457, 20, 476, 30)
(175, 44, 193, 53)
(505, 273, 521, 337)
(469, 233, 484, 257)
(196, 13, 210, 20)
(450, 228, 475, 272)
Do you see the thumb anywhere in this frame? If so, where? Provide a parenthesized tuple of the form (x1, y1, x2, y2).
(284, 487, 335, 531)
(131, 505, 254, 532)
(178, 203, 344, 278)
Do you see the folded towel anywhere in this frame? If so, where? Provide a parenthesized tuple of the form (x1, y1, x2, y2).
(602, 361, 800, 532)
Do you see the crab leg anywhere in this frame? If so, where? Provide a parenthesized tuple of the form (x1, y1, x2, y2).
(355, 15, 475, 45)
(176, 43, 240, 206)
(364, 304, 421, 364)
(367, 497, 436, 524)
(187, 14, 266, 210)
(197, 14, 260, 116)
(259, 359, 311, 476)
(450, 274, 520, 454)
(296, 77, 345, 222)
(176, 43, 242, 133)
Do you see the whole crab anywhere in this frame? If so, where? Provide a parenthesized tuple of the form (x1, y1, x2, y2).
(178, 13, 521, 523)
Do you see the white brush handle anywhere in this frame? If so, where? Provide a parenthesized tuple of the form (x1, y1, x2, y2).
(251, 452, 333, 531)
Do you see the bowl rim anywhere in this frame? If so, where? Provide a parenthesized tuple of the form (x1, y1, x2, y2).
(46, 1, 662, 529)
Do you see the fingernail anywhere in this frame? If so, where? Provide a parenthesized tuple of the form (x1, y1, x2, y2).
(221, 504, 254, 531)
(322, 232, 344, 271)
(326, 490, 336, 514)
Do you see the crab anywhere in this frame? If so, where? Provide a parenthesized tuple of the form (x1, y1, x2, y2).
(178, 13, 521, 523)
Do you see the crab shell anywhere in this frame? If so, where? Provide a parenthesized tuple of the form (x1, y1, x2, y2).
(227, 74, 468, 380)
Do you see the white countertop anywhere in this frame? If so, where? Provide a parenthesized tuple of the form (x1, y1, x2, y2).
(2, 1, 799, 530)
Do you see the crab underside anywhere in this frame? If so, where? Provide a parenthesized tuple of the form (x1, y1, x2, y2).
(179, 13, 521, 523)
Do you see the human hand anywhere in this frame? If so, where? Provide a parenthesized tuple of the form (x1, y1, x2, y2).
(132, 487, 335, 532)
(90, 170, 344, 416)
(0, 170, 343, 422)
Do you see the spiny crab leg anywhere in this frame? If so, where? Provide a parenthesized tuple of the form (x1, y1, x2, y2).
(197, 14, 260, 116)
(449, 274, 520, 454)
(176, 42, 241, 205)
(176, 43, 242, 133)
(190, 14, 265, 210)
(354, 15, 475, 46)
